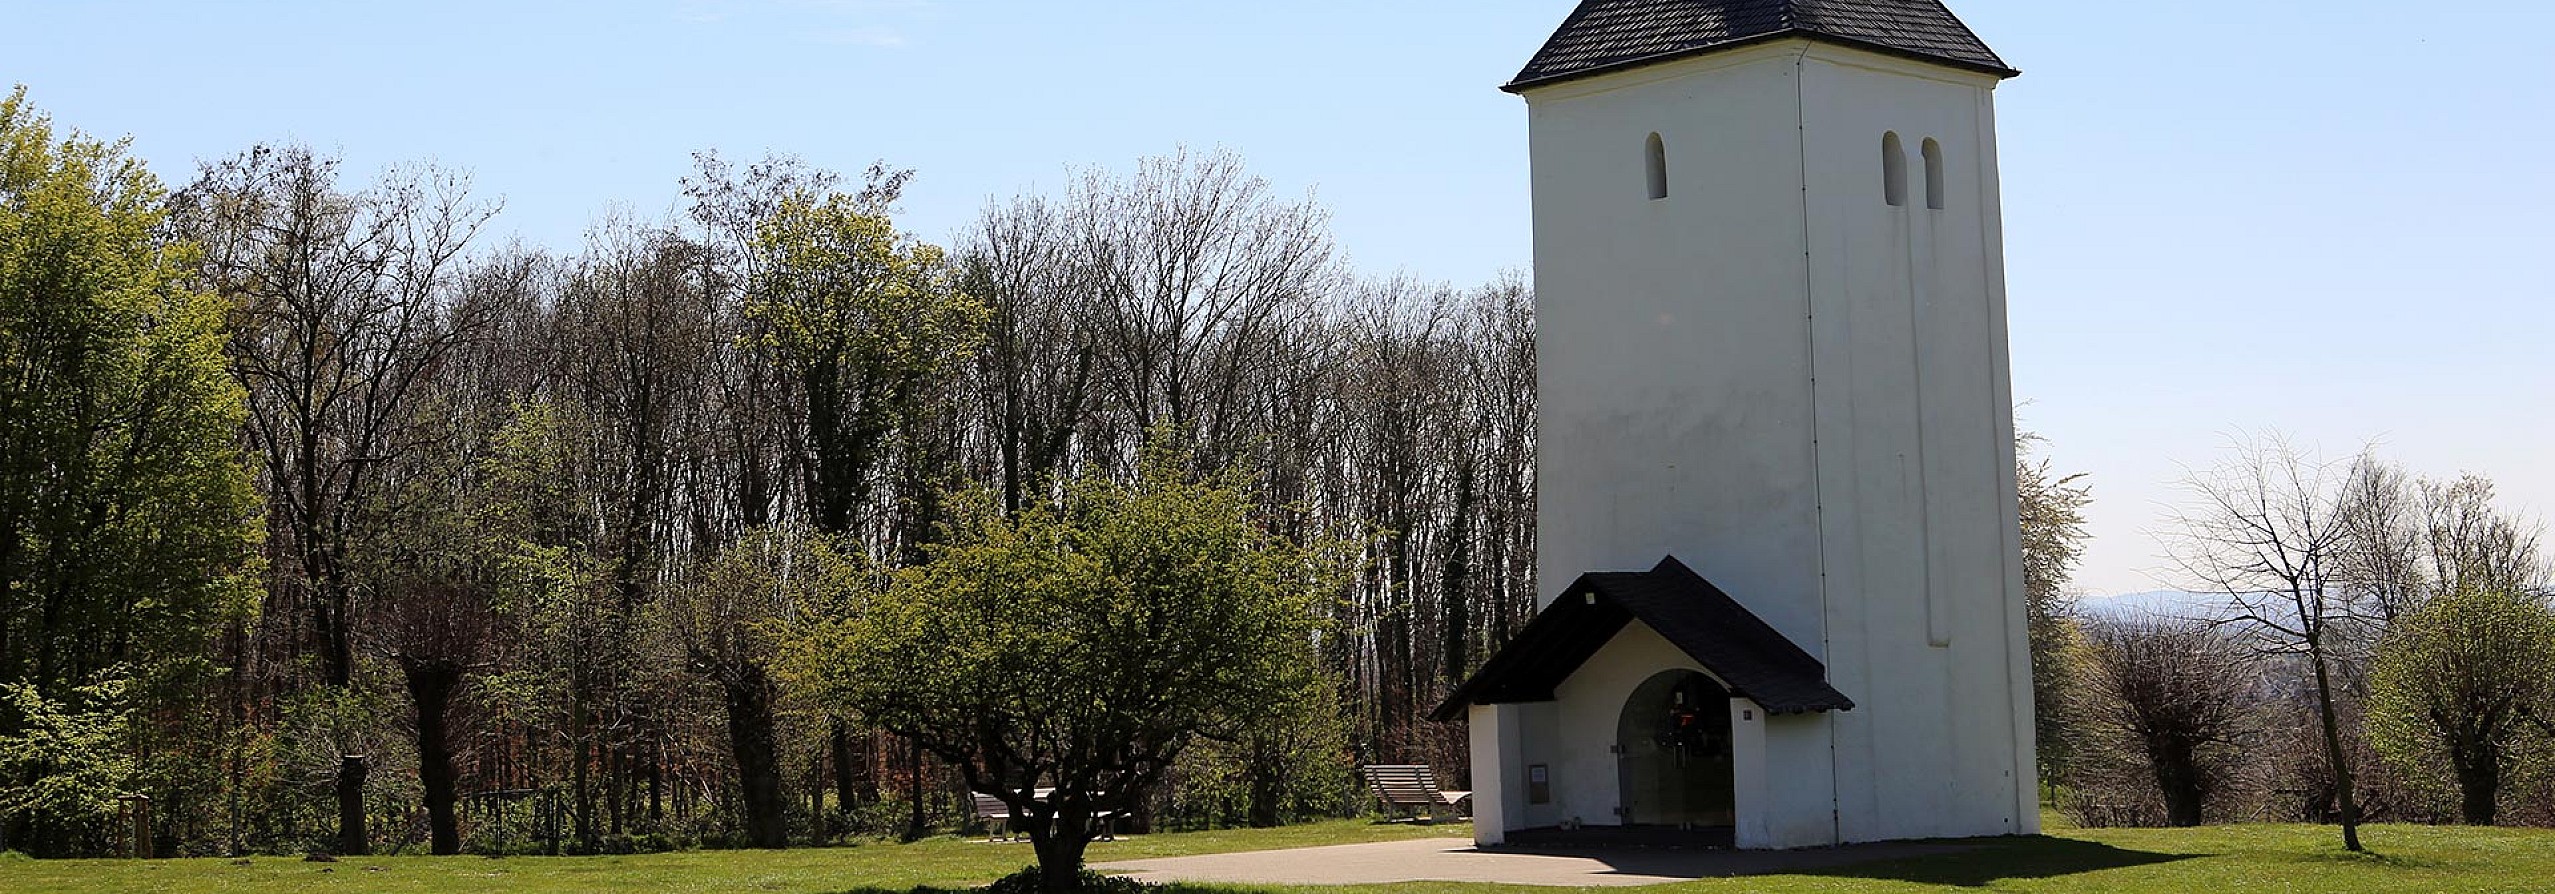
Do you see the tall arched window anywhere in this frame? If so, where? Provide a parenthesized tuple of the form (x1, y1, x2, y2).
(1644, 133, 1668, 201)
(1922, 138, 1946, 210)
(1881, 132, 1907, 207)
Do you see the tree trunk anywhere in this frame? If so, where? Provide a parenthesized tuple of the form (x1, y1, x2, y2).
(724, 673, 788, 849)
(406, 664, 464, 855)
(830, 720, 858, 834)
(2456, 753, 2500, 826)
(903, 739, 928, 843)
(2150, 746, 2205, 828)
(2306, 640, 2362, 851)
(336, 754, 369, 856)
(1028, 821, 1097, 894)
(1246, 755, 1284, 829)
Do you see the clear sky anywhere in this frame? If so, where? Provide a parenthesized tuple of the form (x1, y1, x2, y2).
(8, 0, 2552, 598)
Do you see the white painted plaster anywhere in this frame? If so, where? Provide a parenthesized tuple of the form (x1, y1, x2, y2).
(1513, 36, 2036, 848)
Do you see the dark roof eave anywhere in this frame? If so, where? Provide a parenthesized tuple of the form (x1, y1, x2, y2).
(1501, 29, 2018, 95)
(1429, 557, 1856, 721)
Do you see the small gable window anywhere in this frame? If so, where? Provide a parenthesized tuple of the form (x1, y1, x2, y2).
(1922, 138, 1947, 210)
(1645, 133, 1668, 201)
(1882, 132, 1907, 207)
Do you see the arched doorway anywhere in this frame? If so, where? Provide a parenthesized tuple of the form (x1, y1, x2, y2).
(1615, 670, 1735, 829)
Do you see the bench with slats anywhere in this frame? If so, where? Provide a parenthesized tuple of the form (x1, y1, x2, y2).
(1361, 765, 1470, 823)
(970, 790, 1120, 841)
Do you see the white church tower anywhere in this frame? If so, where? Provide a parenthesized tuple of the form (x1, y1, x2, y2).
(1436, 0, 2035, 850)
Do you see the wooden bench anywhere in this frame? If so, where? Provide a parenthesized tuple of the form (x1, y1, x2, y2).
(972, 792, 1028, 841)
(971, 790, 1122, 842)
(1361, 765, 1470, 823)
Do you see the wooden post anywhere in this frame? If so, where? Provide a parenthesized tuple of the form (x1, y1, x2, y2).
(120, 794, 152, 858)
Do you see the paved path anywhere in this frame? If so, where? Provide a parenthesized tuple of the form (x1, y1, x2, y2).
(1093, 837, 1974, 888)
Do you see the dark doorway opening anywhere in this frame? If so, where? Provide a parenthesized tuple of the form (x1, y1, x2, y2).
(1616, 670, 1735, 831)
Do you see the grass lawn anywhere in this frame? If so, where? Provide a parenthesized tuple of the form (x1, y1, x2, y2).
(8, 817, 2555, 894)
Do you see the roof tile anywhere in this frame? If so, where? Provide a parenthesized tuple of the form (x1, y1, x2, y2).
(1430, 557, 1854, 720)
(1508, 0, 2013, 91)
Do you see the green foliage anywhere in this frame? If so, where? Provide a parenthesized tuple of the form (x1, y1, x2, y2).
(1163, 675, 1351, 830)
(2368, 587, 2555, 823)
(747, 178, 987, 534)
(0, 86, 259, 854)
(795, 452, 1340, 884)
(0, 86, 260, 691)
(985, 865, 1155, 894)
(0, 678, 135, 844)
(750, 190, 983, 374)
(2017, 434, 2093, 782)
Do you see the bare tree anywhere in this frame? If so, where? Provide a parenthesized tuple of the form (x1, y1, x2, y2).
(173, 146, 496, 855)
(2073, 615, 2259, 826)
(2163, 434, 2374, 850)
(1079, 148, 1341, 468)
(957, 194, 1103, 515)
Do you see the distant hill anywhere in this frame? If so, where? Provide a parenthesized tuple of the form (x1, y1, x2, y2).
(2077, 590, 2237, 621)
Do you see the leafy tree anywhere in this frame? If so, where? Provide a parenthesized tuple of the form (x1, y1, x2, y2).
(749, 178, 986, 537)
(0, 679, 135, 853)
(661, 527, 857, 849)
(2369, 586, 2555, 825)
(688, 157, 986, 837)
(0, 88, 259, 854)
(798, 456, 1336, 892)
(2017, 433, 2091, 781)
(1170, 673, 1350, 829)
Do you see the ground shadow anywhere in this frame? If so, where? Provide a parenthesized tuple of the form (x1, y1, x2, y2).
(1794, 835, 2198, 887)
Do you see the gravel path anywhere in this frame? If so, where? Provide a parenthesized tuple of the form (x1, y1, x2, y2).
(1092, 837, 1974, 887)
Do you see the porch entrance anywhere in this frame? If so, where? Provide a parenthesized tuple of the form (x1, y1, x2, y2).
(1615, 670, 1735, 830)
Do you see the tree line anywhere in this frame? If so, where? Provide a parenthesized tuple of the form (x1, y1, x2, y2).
(0, 89, 1533, 857)
(2035, 436, 2555, 849)
(14, 84, 2543, 862)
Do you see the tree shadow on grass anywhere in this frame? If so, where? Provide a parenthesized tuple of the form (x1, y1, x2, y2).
(1799, 835, 2198, 888)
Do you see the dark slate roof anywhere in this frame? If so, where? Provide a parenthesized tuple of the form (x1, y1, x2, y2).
(1429, 557, 1853, 720)
(1506, 0, 2016, 92)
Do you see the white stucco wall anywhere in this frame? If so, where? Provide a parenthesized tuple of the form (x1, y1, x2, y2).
(1548, 622, 1707, 829)
(1520, 38, 2037, 847)
(1468, 703, 1522, 845)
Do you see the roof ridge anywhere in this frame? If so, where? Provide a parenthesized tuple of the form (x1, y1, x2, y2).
(1505, 0, 2016, 93)
(1430, 556, 1854, 720)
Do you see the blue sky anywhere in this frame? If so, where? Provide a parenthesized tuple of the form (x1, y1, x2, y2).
(8, 0, 2552, 597)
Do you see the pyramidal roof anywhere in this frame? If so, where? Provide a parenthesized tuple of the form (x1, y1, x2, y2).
(1506, 0, 2016, 92)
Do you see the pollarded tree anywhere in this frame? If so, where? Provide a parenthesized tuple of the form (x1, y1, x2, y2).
(2073, 616, 2259, 826)
(172, 144, 495, 855)
(798, 454, 1337, 893)
(2368, 586, 2555, 825)
(659, 527, 855, 850)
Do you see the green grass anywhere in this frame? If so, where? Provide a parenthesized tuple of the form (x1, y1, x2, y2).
(0, 820, 1468, 894)
(9, 818, 2555, 894)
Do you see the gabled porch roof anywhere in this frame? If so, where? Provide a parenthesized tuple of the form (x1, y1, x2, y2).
(1429, 557, 1854, 720)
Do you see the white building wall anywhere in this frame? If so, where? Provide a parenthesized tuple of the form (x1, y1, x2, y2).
(1795, 44, 2034, 843)
(1526, 46, 1826, 650)
(1546, 622, 1708, 829)
(1521, 38, 2035, 847)
(1467, 703, 1523, 845)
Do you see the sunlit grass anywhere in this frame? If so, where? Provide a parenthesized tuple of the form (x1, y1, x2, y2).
(8, 818, 2555, 894)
